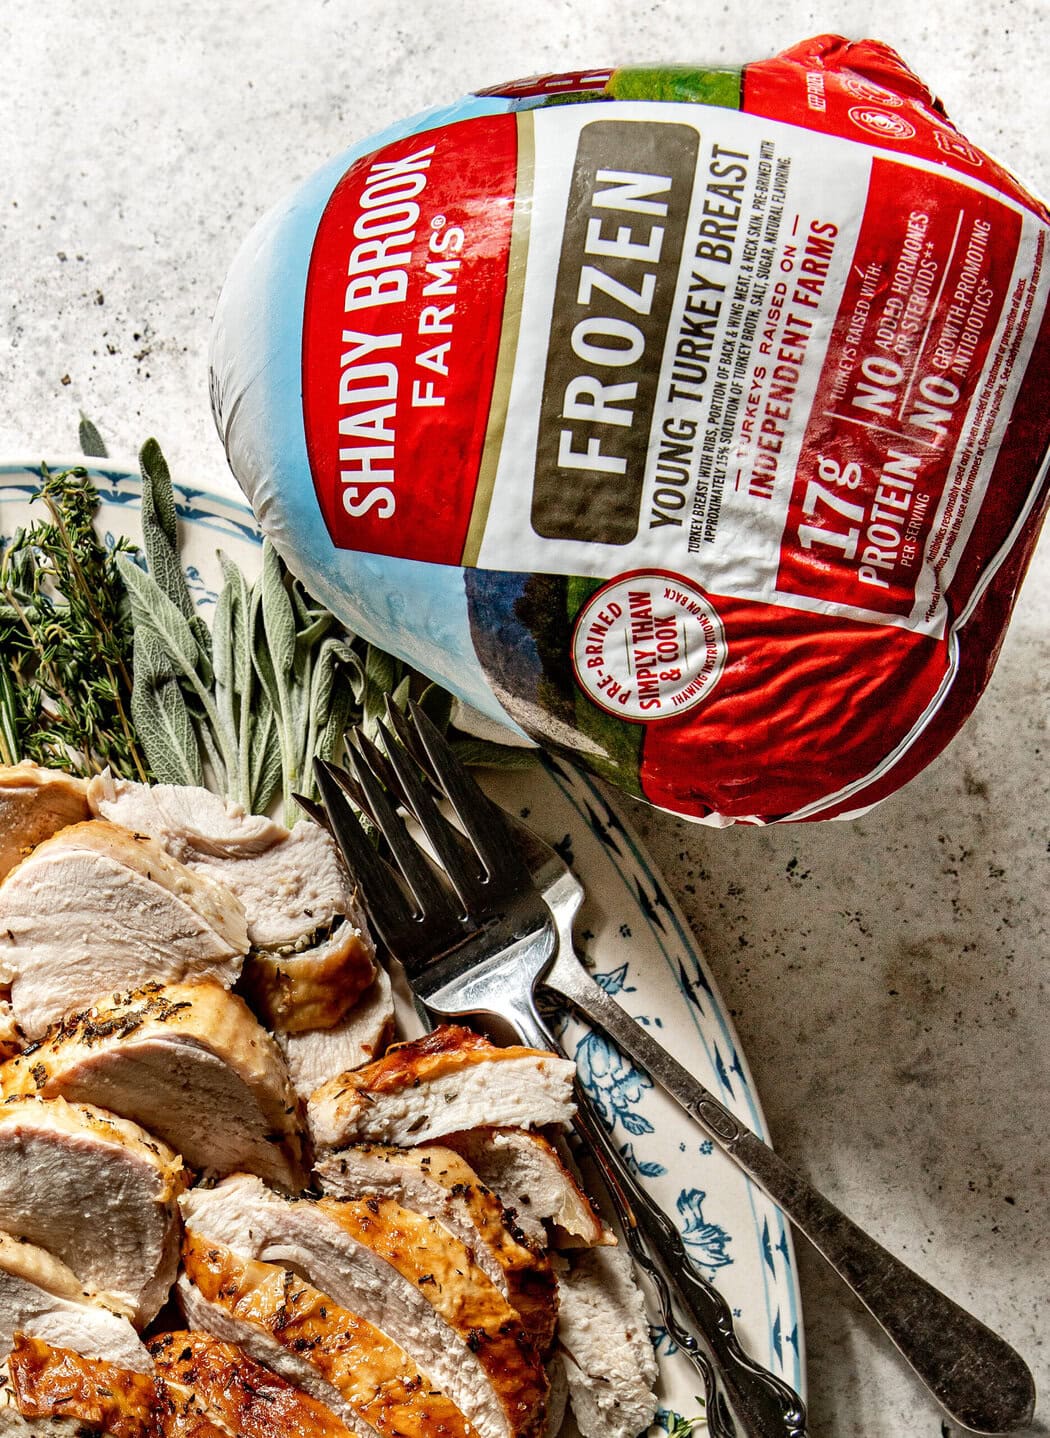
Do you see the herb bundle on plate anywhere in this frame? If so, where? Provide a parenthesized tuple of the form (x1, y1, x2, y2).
(0, 432, 529, 820)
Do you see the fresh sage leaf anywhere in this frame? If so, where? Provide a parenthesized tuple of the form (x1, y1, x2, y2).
(139, 439, 177, 549)
(130, 627, 203, 786)
(118, 556, 201, 676)
(249, 703, 283, 815)
(140, 448, 192, 617)
(78, 414, 108, 459)
(218, 552, 252, 693)
(260, 541, 296, 679)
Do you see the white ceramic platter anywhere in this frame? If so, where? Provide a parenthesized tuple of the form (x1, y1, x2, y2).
(0, 459, 805, 1434)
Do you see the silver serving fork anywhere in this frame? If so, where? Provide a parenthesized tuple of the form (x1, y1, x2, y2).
(302, 704, 809, 1438)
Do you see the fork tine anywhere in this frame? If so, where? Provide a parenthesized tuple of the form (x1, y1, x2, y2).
(312, 760, 418, 947)
(349, 725, 409, 809)
(383, 696, 437, 781)
(292, 791, 333, 833)
(343, 740, 461, 927)
(406, 700, 535, 895)
(374, 713, 490, 916)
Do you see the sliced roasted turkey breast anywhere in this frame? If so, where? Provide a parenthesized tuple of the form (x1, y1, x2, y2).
(555, 1246, 658, 1438)
(0, 764, 91, 883)
(181, 1175, 548, 1438)
(277, 966, 394, 1101)
(307, 1026, 576, 1151)
(150, 1330, 355, 1438)
(0, 1232, 149, 1371)
(2, 983, 306, 1190)
(87, 778, 375, 1033)
(177, 1240, 477, 1438)
(0, 1334, 238, 1438)
(237, 920, 375, 1037)
(0, 1096, 184, 1324)
(0, 1005, 20, 1066)
(316, 1143, 558, 1355)
(84, 777, 286, 862)
(2, 1334, 159, 1437)
(0, 822, 248, 1037)
(441, 1129, 610, 1249)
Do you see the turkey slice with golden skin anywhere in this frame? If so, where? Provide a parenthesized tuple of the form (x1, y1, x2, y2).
(278, 965, 394, 1102)
(0, 1096, 184, 1325)
(0, 822, 247, 1038)
(307, 1026, 575, 1151)
(1, 1335, 237, 1438)
(2, 982, 306, 1191)
(178, 1236, 478, 1438)
(181, 1175, 548, 1438)
(86, 779, 375, 1034)
(0, 1233, 148, 1371)
(0, 764, 91, 884)
(315, 1143, 558, 1355)
(441, 1129, 610, 1249)
(150, 1330, 356, 1438)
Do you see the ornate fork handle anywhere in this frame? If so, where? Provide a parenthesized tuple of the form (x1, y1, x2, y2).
(567, 1076, 809, 1438)
(500, 982, 808, 1438)
(545, 954, 1037, 1436)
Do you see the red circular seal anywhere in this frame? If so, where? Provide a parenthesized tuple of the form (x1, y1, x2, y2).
(571, 571, 727, 722)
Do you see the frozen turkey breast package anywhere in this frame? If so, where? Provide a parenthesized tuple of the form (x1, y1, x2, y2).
(210, 35, 1050, 824)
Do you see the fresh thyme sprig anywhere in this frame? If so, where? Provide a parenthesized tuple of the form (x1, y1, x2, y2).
(0, 464, 149, 779)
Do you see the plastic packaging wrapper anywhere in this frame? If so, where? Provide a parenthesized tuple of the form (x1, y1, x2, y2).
(210, 35, 1050, 824)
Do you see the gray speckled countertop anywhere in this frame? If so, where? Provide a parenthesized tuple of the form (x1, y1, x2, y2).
(2, 3, 1047, 1433)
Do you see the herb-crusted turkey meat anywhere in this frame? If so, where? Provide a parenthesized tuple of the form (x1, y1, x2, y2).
(1, 982, 306, 1191)
(181, 1175, 548, 1438)
(86, 778, 375, 1033)
(307, 1026, 576, 1151)
(177, 1238, 479, 1438)
(441, 1129, 609, 1249)
(150, 1329, 357, 1438)
(0, 821, 248, 1037)
(315, 1143, 558, 1355)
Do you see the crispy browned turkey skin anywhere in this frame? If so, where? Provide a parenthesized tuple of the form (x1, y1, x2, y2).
(4, 1334, 161, 1437)
(308, 1026, 576, 1150)
(150, 1330, 356, 1438)
(181, 1175, 548, 1438)
(0, 764, 91, 884)
(2, 982, 306, 1190)
(315, 1143, 558, 1356)
(178, 1236, 480, 1438)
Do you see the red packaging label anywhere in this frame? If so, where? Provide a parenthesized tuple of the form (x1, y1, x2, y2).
(776, 158, 1023, 621)
(302, 115, 517, 564)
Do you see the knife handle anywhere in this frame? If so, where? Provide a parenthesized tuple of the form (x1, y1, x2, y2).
(544, 952, 1036, 1435)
